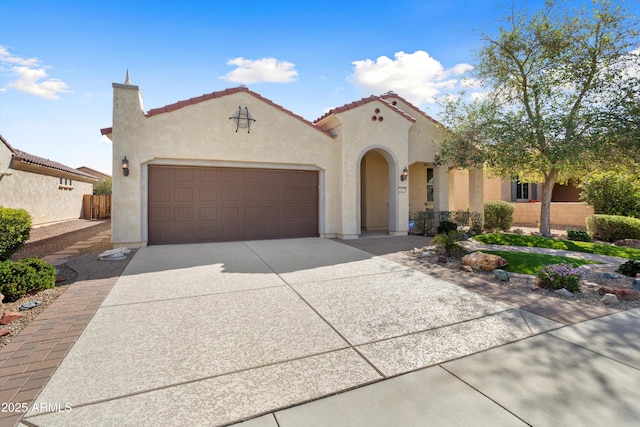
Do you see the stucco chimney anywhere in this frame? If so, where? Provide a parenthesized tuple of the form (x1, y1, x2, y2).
(112, 71, 145, 126)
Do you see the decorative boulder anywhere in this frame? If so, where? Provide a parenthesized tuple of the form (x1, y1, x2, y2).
(0, 311, 24, 325)
(493, 269, 510, 282)
(633, 278, 640, 292)
(555, 288, 575, 298)
(462, 252, 508, 271)
(613, 239, 640, 248)
(597, 285, 640, 301)
(600, 293, 618, 305)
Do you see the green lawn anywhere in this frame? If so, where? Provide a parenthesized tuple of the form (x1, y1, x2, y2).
(481, 250, 600, 275)
(473, 233, 640, 259)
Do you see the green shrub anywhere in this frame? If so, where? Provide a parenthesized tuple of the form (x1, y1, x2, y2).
(432, 231, 466, 258)
(579, 171, 640, 218)
(617, 259, 640, 277)
(437, 220, 458, 235)
(0, 207, 32, 261)
(0, 257, 56, 302)
(536, 263, 582, 293)
(484, 201, 514, 231)
(586, 214, 640, 242)
(567, 229, 592, 242)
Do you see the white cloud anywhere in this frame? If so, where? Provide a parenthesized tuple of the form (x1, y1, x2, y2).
(0, 45, 69, 99)
(351, 50, 473, 105)
(219, 57, 298, 84)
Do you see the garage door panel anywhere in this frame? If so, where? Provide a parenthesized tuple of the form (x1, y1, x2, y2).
(174, 187, 194, 202)
(149, 206, 171, 223)
(221, 188, 239, 201)
(148, 166, 318, 244)
(199, 207, 218, 221)
(199, 188, 218, 202)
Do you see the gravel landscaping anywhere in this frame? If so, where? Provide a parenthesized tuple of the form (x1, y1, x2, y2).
(1, 220, 112, 348)
(408, 228, 640, 312)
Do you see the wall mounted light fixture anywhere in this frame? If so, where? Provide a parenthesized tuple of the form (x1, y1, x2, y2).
(400, 166, 408, 182)
(122, 156, 130, 176)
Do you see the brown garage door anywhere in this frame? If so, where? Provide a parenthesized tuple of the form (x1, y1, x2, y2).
(148, 166, 318, 244)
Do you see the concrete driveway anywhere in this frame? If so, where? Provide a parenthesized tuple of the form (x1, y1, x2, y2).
(24, 238, 562, 426)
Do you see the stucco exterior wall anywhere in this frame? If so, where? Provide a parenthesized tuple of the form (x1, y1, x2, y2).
(0, 144, 93, 225)
(330, 101, 412, 237)
(512, 202, 594, 229)
(408, 163, 427, 213)
(110, 84, 340, 246)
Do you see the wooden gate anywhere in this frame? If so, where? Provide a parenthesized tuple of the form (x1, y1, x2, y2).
(82, 195, 111, 219)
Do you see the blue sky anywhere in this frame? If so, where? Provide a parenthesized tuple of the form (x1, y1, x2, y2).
(1, 0, 637, 175)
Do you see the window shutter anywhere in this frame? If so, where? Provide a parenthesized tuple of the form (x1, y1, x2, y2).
(511, 181, 517, 201)
(531, 184, 537, 200)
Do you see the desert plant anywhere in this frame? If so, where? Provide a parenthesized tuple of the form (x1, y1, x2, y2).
(0, 257, 56, 301)
(437, 220, 458, 235)
(617, 259, 640, 278)
(567, 229, 592, 242)
(432, 231, 466, 258)
(0, 206, 32, 261)
(484, 201, 514, 231)
(536, 263, 582, 293)
(586, 214, 640, 242)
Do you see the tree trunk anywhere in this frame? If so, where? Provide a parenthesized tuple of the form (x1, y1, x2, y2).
(539, 169, 558, 237)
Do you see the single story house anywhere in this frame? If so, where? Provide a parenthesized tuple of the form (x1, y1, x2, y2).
(101, 76, 484, 247)
(0, 135, 98, 225)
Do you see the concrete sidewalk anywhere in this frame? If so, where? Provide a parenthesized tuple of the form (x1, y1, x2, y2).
(21, 238, 566, 426)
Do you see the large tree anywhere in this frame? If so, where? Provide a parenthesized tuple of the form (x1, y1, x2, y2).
(436, 0, 639, 236)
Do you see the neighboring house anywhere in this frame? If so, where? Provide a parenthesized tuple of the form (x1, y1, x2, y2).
(77, 166, 111, 193)
(0, 135, 98, 226)
(101, 77, 484, 247)
(452, 171, 593, 228)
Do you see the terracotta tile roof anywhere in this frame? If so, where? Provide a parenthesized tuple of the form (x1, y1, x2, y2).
(313, 95, 416, 124)
(100, 127, 112, 136)
(143, 86, 335, 138)
(1, 134, 98, 180)
(379, 92, 443, 126)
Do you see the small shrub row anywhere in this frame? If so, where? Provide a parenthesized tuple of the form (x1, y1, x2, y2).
(586, 214, 640, 242)
(617, 259, 640, 278)
(567, 229, 592, 242)
(411, 210, 483, 236)
(0, 257, 56, 302)
(536, 263, 582, 293)
(0, 206, 32, 261)
(484, 201, 514, 231)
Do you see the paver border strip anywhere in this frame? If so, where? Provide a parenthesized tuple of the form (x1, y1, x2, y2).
(0, 252, 134, 427)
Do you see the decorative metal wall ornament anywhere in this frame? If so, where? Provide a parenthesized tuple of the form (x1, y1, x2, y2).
(229, 106, 256, 133)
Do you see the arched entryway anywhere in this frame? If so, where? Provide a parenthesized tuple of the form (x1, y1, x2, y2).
(358, 147, 399, 236)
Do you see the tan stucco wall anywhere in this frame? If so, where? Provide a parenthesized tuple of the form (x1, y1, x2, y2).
(0, 144, 93, 225)
(512, 202, 594, 229)
(110, 84, 341, 245)
(408, 163, 427, 212)
(452, 171, 504, 210)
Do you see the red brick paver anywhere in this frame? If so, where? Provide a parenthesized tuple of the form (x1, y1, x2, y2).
(0, 238, 133, 427)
